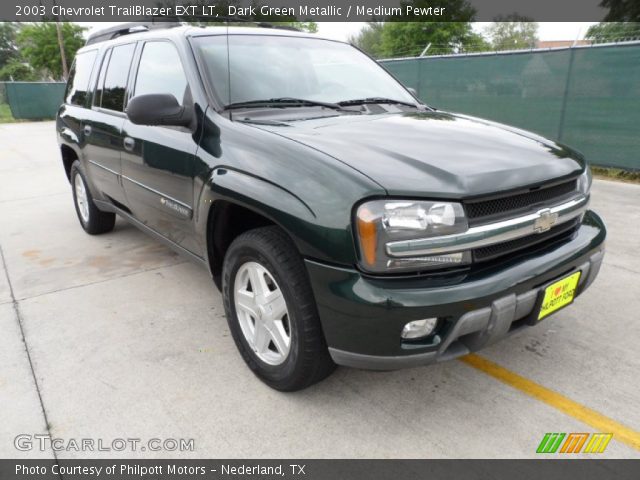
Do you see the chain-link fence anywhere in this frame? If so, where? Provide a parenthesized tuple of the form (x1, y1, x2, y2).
(381, 41, 640, 170)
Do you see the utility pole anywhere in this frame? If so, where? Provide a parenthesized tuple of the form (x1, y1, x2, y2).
(55, 21, 68, 80)
(45, 0, 69, 79)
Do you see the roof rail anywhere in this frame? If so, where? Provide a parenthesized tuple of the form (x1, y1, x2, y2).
(255, 22, 300, 32)
(174, 16, 301, 32)
(85, 21, 182, 46)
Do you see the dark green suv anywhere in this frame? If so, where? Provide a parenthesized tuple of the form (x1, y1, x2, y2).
(57, 23, 606, 391)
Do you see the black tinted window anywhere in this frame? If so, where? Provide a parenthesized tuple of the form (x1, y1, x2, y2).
(94, 49, 110, 108)
(65, 50, 97, 106)
(100, 43, 135, 111)
(134, 42, 188, 105)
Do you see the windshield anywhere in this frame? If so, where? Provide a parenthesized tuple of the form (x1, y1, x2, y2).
(193, 34, 417, 107)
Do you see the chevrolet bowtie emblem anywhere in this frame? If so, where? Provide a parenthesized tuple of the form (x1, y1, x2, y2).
(533, 208, 559, 233)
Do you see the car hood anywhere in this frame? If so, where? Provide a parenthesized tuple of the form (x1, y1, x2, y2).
(250, 111, 584, 198)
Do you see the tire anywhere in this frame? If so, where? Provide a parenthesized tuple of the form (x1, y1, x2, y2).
(222, 226, 336, 391)
(70, 160, 115, 235)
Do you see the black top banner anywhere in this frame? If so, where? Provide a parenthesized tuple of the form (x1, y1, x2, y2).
(4, 0, 636, 22)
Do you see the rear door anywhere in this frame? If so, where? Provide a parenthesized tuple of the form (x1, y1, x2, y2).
(59, 48, 98, 147)
(83, 43, 136, 206)
(121, 40, 200, 253)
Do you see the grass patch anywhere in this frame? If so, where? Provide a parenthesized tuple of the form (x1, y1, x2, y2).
(0, 103, 17, 123)
(592, 166, 640, 184)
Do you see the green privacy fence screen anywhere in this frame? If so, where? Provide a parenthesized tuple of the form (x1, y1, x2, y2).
(3, 82, 66, 120)
(380, 42, 640, 170)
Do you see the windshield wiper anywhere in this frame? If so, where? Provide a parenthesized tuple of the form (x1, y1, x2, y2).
(337, 97, 418, 108)
(225, 97, 347, 111)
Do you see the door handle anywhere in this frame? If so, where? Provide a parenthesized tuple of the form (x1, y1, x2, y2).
(83, 125, 92, 136)
(123, 136, 135, 151)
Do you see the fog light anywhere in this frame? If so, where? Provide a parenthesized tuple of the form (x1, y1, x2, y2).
(401, 318, 438, 339)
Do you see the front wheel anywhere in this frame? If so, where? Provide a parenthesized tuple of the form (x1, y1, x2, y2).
(222, 226, 336, 391)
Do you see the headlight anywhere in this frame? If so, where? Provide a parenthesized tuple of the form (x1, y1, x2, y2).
(577, 166, 592, 195)
(355, 200, 470, 273)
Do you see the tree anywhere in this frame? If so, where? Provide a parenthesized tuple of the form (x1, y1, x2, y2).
(586, 22, 640, 42)
(485, 15, 539, 51)
(0, 59, 37, 81)
(348, 0, 491, 58)
(348, 22, 386, 58)
(349, 22, 490, 58)
(16, 23, 85, 80)
(282, 22, 318, 33)
(380, 22, 488, 57)
(599, 0, 640, 21)
(0, 22, 19, 68)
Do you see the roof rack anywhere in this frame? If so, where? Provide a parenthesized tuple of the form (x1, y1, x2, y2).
(85, 21, 182, 46)
(85, 19, 301, 46)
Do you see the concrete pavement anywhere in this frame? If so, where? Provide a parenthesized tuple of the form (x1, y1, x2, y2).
(1, 121, 638, 459)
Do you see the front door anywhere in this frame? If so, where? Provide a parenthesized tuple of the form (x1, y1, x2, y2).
(121, 40, 200, 254)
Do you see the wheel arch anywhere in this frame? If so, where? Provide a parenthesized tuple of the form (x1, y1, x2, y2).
(60, 143, 80, 181)
(199, 168, 317, 290)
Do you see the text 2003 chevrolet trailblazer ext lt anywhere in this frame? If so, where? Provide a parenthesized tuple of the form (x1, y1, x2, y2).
(57, 24, 605, 390)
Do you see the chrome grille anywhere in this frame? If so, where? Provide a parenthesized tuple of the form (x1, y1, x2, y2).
(473, 218, 580, 263)
(464, 179, 578, 225)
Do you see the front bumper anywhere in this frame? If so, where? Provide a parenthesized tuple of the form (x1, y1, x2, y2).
(305, 210, 606, 370)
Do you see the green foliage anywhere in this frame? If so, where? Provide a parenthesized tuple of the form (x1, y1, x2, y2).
(0, 22, 19, 68)
(586, 22, 640, 42)
(16, 23, 85, 80)
(463, 31, 492, 53)
(485, 15, 539, 50)
(0, 59, 37, 81)
(350, 22, 490, 58)
(0, 103, 15, 123)
(348, 22, 385, 58)
(592, 166, 640, 183)
(382, 22, 482, 57)
(600, 0, 640, 21)
(280, 22, 318, 33)
(347, 0, 489, 58)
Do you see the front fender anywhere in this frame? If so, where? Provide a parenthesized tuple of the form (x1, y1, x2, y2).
(195, 166, 353, 267)
(192, 110, 386, 271)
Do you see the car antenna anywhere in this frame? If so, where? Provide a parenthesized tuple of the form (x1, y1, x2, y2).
(226, 19, 232, 121)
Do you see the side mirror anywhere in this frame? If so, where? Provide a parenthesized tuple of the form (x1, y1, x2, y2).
(126, 94, 192, 127)
(407, 87, 418, 97)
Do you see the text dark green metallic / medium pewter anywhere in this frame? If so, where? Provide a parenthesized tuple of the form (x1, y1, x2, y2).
(57, 23, 605, 391)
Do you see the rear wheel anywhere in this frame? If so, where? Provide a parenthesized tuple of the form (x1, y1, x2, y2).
(222, 226, 336, 391)
(70, 161, 115, 235)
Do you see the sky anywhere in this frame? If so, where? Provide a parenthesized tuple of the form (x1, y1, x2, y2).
(82, 22, 598, 42)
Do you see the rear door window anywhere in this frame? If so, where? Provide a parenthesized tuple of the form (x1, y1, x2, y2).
(98, 43, 135, 112)
(65, 50, 98, 106)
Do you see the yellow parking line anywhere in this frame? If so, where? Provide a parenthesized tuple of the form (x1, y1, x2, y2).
(460, 353, 640, 452)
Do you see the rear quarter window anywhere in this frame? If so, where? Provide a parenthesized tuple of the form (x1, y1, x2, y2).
(65, 50, 98, 106)
(96, 43, 136, 112)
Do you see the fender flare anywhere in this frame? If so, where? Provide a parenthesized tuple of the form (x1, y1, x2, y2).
(194, 167, 317, 274)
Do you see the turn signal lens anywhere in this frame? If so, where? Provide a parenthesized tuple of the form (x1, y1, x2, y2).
(357, 207, 377, 267)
